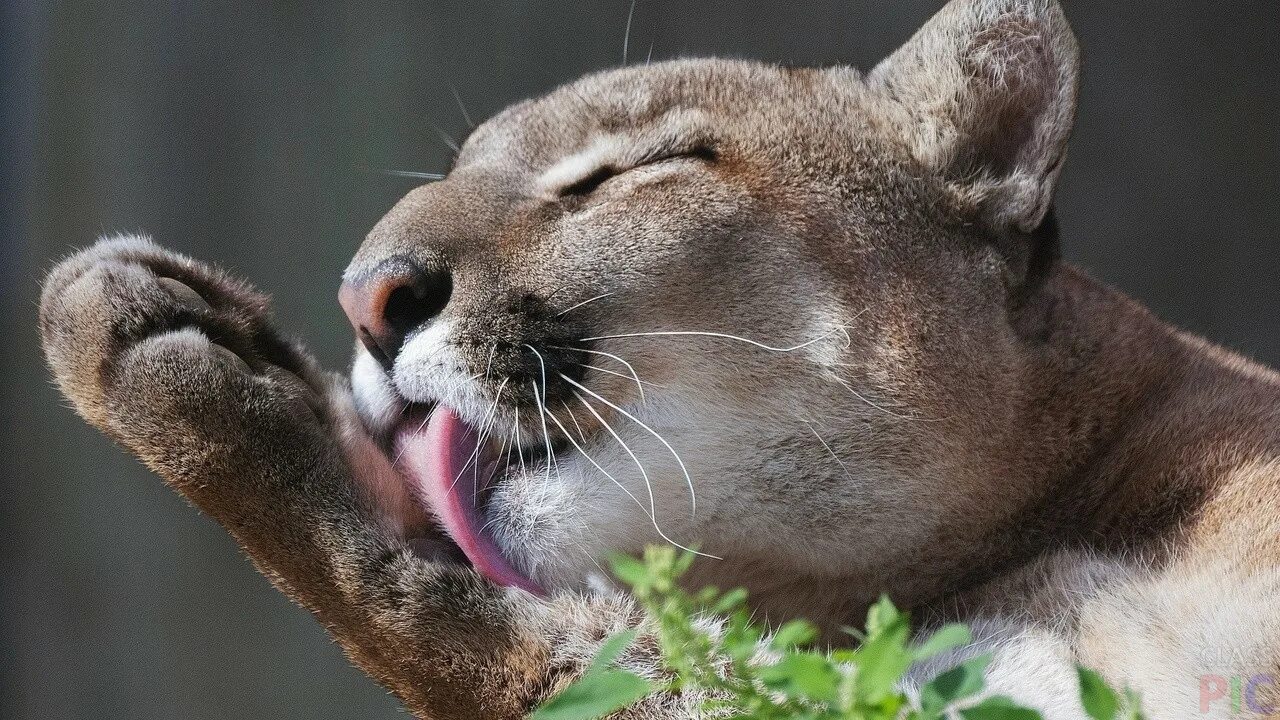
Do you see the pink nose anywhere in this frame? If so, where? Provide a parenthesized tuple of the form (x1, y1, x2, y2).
(338, 265, 452, 367)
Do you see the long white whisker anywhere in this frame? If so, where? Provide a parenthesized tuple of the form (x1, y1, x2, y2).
(556, 291, 614, 317)
(530, 380, 557, 484)
(393, 411, 433, 466)
(484, 343, 498, 382)
(551, 344, 647, 402)
(580, 327, 843, 353)
(560, 374, 697, 518)
(525, 345, 558, 484)
(563, 402, 590, 444)
(572, 391, 656, 530)
(502, 433, 517, 478)
(452, 378, 508, 493)
(577, 363, 667, 391)
(486, 432, 510, 488)
(540, 404, 651, 523)
(513, 402, 526, 474)
(572, 391, 717, 560)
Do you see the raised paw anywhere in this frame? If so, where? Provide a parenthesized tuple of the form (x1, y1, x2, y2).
(38, 236, 361, 547)
(40, 235, 325, 426)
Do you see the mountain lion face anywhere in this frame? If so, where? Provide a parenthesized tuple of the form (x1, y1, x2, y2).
(341, 2, 1078, 615)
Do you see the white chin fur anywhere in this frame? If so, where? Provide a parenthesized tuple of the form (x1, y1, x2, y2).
(350, 349, 404, 437)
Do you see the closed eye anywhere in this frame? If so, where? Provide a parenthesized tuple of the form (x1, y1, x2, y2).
(558, 145, 717, 197)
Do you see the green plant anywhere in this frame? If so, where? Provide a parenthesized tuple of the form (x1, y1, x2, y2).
(533, 547, 1144, 720)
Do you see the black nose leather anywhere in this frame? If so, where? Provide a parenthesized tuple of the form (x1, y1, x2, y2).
(338, 263, 452, 367)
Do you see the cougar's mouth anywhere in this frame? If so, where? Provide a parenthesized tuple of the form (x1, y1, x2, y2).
(394, 403, 551, 596)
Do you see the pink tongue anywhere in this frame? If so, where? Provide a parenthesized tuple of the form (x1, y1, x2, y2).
(397, 406, 545, 595)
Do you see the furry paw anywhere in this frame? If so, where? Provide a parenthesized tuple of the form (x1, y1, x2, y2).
(41, 234, 325, 422)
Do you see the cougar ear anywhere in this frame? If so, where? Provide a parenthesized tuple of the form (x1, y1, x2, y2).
(867, 0, 1080, 233)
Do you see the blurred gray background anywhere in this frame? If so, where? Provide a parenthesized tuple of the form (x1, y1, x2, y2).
(2, 1, 1277, 717)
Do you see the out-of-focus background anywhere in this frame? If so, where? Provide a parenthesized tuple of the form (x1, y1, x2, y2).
(2, 1, 1276, 717)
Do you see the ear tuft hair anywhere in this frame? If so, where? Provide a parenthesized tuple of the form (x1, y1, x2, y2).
(868, 0, 1080, 234)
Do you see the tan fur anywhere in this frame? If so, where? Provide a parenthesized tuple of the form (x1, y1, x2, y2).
(39, 1, 1280, 717)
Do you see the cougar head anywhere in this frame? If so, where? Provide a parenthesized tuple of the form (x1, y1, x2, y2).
(341, 0, 1080, 625)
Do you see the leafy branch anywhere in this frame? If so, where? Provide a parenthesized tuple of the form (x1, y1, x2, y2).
(534, 547, 1143, 720)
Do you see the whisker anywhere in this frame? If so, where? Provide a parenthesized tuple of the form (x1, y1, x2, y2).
(577, 363, 667, 391)
(805, 421, 854, 482)
(452, 379, 508, 494)
(376, 169, 446, 180)
(432, 124, 461, 154)
(448, 84, 475, 128)
(540, 404, 651, 524)
(513, 402, 527, 474)
(484, 343, 498, 382)
(571, 391, 717, 560)
(543, 283, 572, 303)
(828, 373, 935, 422)
(392, 411, 433, 467)
(622, 0, 637, 65)
(556, 291, 614, 317)
(525, 345, 559, 484)
(551, 344, 647, 402)
(574, 537, 610, 582)
(560, 373, 698, 518)
(503, 433, 518, 478)
(563, 401, 590, 444)
(580, 326, 846, 353)
(486, 432, 510, 489)
(571, 391, 657, 531)
(530, 381, 557, 481)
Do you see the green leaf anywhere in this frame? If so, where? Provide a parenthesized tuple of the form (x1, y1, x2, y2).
(674, 548, 698, 575)
(1121, 688, 1146, 720)
(866, 596, 904, 636)
(919, 653, 992, 714)
(531, 669, 653, 720)
(959, 695, 1043, 720)
(758, 652, 841, 704)
(769, 619, 819, 650)
(608, 553, 649, 588)
(588, 630, 638, 674)
(1077, 666, 1120, 720)
(913, 623, 972, 661)
(711, 587, 749, 614)
(852, 609, 913, 703)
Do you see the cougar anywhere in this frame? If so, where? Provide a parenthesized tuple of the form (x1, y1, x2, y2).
(38, 0, 1280, 717)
